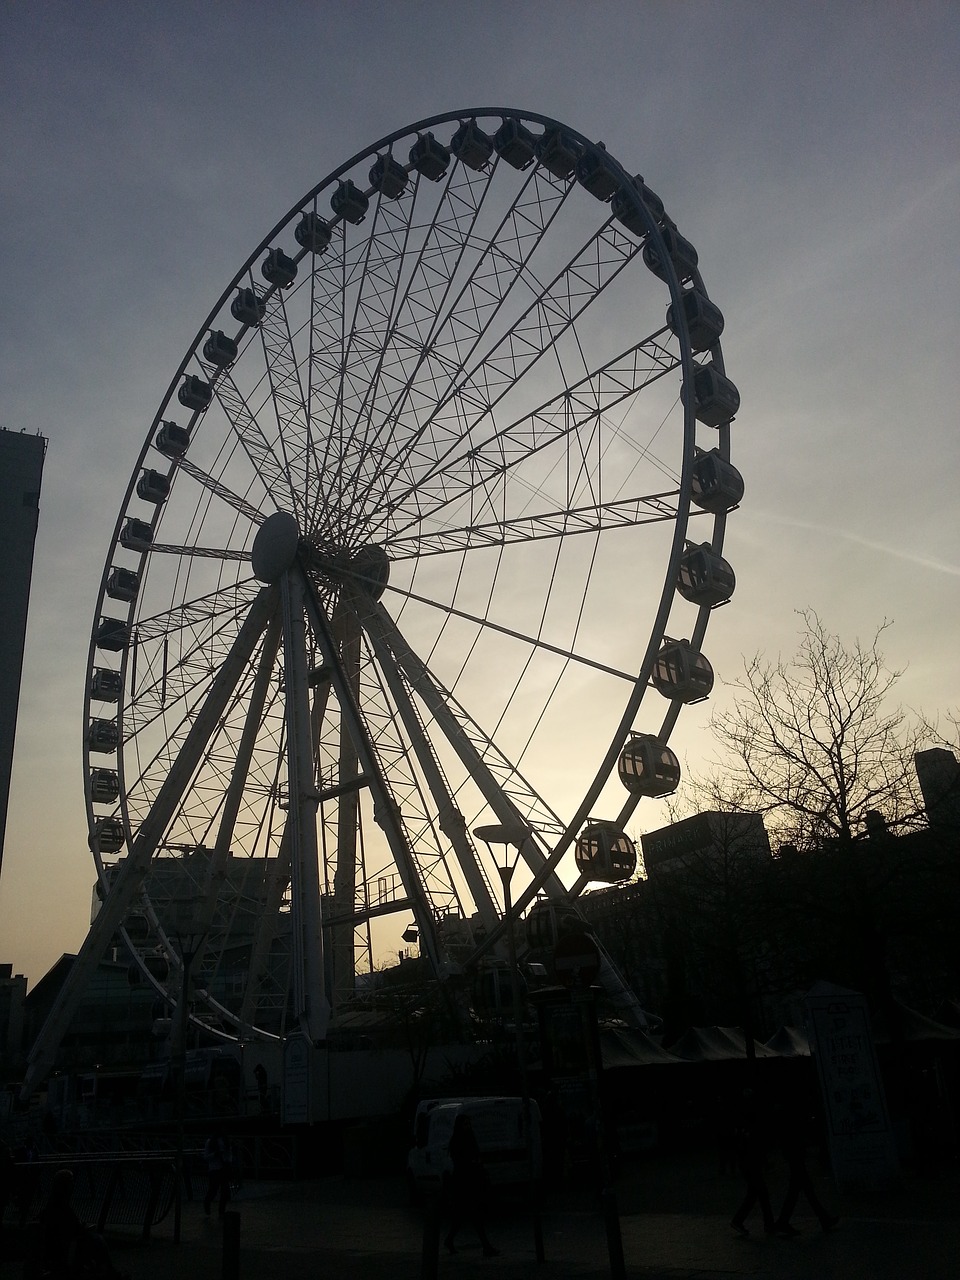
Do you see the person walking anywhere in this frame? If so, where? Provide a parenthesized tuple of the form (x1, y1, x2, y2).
(443, 1114, 499, 1257)
(202, 1133, 234, 1218)
(773, 1098, 839, 1235)
(37, 1167, 129, 1278)
(730, 1088, 776, 1236)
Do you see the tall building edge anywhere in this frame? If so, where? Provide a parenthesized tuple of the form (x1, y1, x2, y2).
(0, 428, 47, 878)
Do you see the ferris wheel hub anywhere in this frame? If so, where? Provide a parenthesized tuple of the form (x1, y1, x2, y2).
(252, 511, 301, 583)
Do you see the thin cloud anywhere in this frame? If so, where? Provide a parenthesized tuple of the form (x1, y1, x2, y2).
(748, 511, 960, 578)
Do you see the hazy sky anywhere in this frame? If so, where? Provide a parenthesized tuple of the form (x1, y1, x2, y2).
(2, 1, 958, 990)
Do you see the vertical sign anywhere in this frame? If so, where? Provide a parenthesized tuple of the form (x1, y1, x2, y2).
(282, 1034, 311, 1126)
(805, 984, 899, 1188)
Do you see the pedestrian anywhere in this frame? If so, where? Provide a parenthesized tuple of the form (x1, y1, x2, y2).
(202, 1133, 234, 1218)
(443, 1114, 499, 1257)
(730, 1088, 776, 1236)
(0, 1141, 15, 1240)
(773, 1098, 839, 1235)
(254, 1062, 269, 1114)
(36, 1167, 129, 1278)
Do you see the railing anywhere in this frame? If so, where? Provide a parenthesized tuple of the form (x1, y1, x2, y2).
(16, 1154, 177, 1241)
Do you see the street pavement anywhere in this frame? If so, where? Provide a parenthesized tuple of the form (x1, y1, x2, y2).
(3, 1147, 959, 1279)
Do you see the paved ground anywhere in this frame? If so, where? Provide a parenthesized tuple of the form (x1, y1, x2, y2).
(3, 1148, 959, 1279)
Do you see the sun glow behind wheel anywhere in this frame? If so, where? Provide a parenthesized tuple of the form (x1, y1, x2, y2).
(76, 109, 741, 1043)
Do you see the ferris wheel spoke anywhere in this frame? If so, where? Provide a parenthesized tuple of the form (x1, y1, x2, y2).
(376, 577, 636, 684)
(384, 490, 683, 560)
(255, 290, 318, 524)
(124, 581, 261, 722)
(312, 166, 484, 538)
(175, 455, 267, 528)
(354, 211, 645, 534)
(336, 162, 571, 526)
(214, 368, 301, 517)
(371, 324, 676, 545)
(137, 544, 252, 562)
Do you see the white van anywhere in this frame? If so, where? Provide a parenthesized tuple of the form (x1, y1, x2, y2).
(406, 1096, 542, 1201)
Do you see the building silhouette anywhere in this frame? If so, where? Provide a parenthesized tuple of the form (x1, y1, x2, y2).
(0, 428, 46, 878)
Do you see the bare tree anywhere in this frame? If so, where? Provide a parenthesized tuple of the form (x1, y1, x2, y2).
(706, 611, 927, 851)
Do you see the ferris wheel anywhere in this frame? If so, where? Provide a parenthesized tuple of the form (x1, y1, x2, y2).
(31, 109, 743, 1075)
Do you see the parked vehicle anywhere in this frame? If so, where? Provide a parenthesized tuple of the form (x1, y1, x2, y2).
(406, 1095, 542, 1202)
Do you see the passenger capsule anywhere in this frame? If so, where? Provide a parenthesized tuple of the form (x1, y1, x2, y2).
(123, 914, 151, 944)
(666, 289, 725, 354)
(676, 543, 736, 607)
(409, 132, 450, 181)
(575, 821, 637, 883)
(178, 375, 214, 411)
(535, 127, 581, 180)
(575, 145, 621, 201)
(155, 421, 190, 458)
(90, 667, 123, 702)
(618, 734, 681, 797)
(493, 117, 538, 170)
(449, 119, 494, 170)
(295, 211, 333, 253)
(611, 175, 667, 235)
(87, 718, 120, 754)
(472, 963, 526, 1015)
(330, 180, 369, 224)
(524, 899, 589, 951)
(89, 818, 125, 854)
(90, 767, 120, 804)
(136, 469, 170, 505)
(651, 639, 714, 703)
(119, 518, 152, 551)
(368, 154, 408, 199)
(261, 247, 298, 287)
(642, 225, 699, 283)
(106, 567, 139, 603)
(202, 330, 238, 368)
(96, 618, 130, 652)
(231, 287, 267, 326)
(691, 447, 744, 513)
(681, 362, 740, 427)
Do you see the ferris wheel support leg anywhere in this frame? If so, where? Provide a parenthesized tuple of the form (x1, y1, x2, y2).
(191, 614, 285, 983)
(21, 586, 278, 1100)
(362, 597, 568, 902)
(330, 607, 362, 1011)
(351, 593, 502, 941)
(298, 571, 443, 977)
(280, 571, 330, 1045)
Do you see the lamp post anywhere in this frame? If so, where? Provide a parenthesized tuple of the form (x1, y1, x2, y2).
(472, 822, 544, 1263)
(171, 907, 207, 1246)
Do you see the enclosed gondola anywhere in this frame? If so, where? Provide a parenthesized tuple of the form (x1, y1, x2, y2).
(575, 821, 637, 882)
(691, 447, 744, 514)
(651, 638, 714, 703)
(618, 734, 681, 797)
(676, 543, 736, 607)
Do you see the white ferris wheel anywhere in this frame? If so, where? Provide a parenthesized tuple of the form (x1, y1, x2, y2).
(29, 109, 743, 1079)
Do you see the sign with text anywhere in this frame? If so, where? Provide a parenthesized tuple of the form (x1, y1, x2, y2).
(805, 986, 899, 1188)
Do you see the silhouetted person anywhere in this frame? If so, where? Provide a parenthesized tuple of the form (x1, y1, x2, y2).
(37, 1167, 128, 1278)
(443, 1115, 498, 1257)
(202, 1133, 233, 1218)
(254, 1062, 269, 1114)
(730, 1088, 776, 1236)
(774, 1099, 839, 1235)
(0, 1141, 14, 1240)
